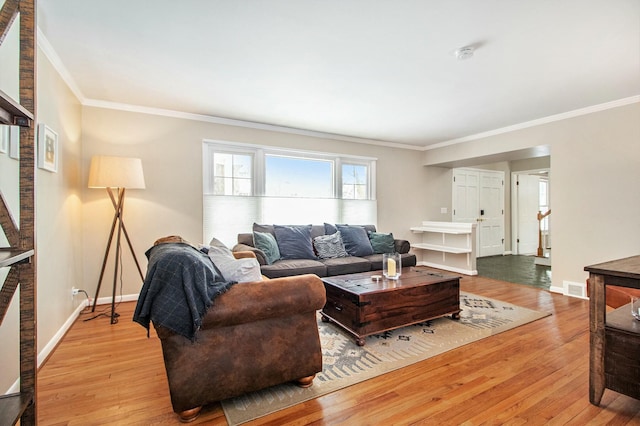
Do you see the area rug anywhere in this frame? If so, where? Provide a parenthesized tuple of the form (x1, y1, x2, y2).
(221, 292, 550, 425)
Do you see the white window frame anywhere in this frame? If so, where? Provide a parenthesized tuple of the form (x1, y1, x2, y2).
(203, 140, 376, 200)
(202, 140, 378, 245)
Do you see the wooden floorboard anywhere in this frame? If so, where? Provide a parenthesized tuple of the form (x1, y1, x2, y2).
(37, 273, 640, 425)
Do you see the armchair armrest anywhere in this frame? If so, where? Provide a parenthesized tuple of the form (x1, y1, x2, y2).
(232, 250, 257, 260)
(201, 274, 326, 329)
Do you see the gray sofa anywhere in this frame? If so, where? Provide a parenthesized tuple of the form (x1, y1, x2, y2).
(232, 223, 417, 278)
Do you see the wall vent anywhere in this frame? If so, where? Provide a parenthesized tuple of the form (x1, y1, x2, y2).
(564, 281, 588, 299)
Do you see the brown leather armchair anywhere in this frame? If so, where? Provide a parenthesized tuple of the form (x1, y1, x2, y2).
(154, 272, 326, 422)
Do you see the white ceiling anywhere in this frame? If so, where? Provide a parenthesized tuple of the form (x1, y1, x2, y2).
(37, 0, 640, 148)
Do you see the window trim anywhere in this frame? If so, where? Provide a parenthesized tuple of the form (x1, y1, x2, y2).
(203, 140, 377, 200)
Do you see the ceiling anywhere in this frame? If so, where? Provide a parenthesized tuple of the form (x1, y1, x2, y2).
(37, 0, 640, 148)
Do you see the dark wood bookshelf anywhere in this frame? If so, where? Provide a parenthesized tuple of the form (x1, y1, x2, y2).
(0, 392, 33, 426)
(0, 248, 34, 267)
(0, 88, 33, 127)
(0, 0, 37, 424)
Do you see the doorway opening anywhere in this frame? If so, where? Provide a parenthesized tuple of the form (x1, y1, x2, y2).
(477, 168, 551, 290)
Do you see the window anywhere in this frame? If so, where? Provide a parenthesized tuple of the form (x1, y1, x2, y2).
(265, 154, 333, 198)
(202, 141, 377, 245)
(210, 152, 253, 196)
(342, 163, 369, 200)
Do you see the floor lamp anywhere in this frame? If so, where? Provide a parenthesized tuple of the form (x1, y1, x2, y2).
(88, 156, 145, 324)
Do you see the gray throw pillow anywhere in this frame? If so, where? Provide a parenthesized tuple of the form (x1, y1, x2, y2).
(337, 225, 374, 257)
(253, 231, 280, 264)
(313, 231, 348, 259)
(274, 225, 317, 260)
(368, 232, 395, 254)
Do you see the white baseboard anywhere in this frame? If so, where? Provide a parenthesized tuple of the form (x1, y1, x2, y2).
(417, 260, 478, 276)
(549, 285, 565, 294)
(4, 293, 140, 395)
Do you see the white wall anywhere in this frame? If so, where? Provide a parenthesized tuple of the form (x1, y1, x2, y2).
(422, 102, 640, 291)
(81, 107, 429, 299)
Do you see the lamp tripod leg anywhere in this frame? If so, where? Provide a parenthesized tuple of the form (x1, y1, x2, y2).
(91, 202, 119, 313)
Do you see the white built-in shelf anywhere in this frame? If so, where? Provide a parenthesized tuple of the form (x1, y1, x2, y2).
(410, 221, 477, 275)
(412, 243, 471, 254)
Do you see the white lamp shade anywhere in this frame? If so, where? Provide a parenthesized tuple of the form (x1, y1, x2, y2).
(88, 156, 146, 189)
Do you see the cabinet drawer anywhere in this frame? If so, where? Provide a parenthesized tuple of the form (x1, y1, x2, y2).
(323, 287, 359, 329)
(605, 327, 640, 399)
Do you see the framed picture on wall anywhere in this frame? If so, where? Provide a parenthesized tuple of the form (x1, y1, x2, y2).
(9, 126, 19, 159)
(38, 123, 58, 172)
(0, 126, 8, 154)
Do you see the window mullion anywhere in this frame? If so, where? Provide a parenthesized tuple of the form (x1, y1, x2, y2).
(255, 149, 265, 196)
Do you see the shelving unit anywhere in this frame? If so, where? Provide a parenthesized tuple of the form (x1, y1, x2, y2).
(410, 221, 477, 275)
(585, 256, 640, 406)
(0, 1, 38, 425)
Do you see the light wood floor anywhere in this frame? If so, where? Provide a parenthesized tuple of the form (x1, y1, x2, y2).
(38, 273, 640, 425)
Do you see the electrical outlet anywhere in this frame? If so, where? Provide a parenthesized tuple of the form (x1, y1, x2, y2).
(71, 287, 79, 297)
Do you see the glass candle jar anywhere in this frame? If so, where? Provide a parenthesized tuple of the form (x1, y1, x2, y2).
(631, 296, 640, 321)
(383, 252, 401, 280)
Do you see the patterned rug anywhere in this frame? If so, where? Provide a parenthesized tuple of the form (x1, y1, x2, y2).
(221, 292, 550, 425)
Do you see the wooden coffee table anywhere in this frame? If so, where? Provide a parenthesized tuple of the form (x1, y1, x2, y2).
(321, 267, 461, 346)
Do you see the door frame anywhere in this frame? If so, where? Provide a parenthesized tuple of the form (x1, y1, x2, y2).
(510, 168, 550, 256)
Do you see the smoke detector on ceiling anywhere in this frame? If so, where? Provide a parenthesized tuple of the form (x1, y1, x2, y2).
(454, 46, 475, 60)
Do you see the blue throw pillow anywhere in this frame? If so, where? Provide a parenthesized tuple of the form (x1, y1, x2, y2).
(337, 225, 374, 257)
(368, 231, 395, 254)
(253, 231, 280, 265)
(274, 225, 317, 260)
(324, 223, 339, 235)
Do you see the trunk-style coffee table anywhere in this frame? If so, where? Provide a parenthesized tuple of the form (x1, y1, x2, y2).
(321, 267, 461, 346)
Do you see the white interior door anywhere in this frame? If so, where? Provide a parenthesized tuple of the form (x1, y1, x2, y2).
(453, 168, 504, 257)
(478, 171, 505, 257)
(514, 174, 540, 255)
(452, 169, 479, 223)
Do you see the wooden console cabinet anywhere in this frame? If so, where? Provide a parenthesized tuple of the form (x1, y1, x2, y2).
(585, 256, 640, 405)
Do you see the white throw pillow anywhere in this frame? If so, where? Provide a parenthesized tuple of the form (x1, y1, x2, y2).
(207, 243, 262, 283)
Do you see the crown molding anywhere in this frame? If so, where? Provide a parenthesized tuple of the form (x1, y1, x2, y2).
(37, 26, 638, 153)
(83, 98, 424, 150)
(37, 27, 86, 104)
(425, 95, 640, 151)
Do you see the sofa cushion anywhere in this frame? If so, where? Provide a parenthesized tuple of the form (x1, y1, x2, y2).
(321, 256, 372, 276)
(274, 225, 317, 260)
(260, 259, 327, 278)
(313, 231, 348, 259)
(253, 231, 280, 264)
(337, 225, 374, 257)
(368, 231, 395, 254)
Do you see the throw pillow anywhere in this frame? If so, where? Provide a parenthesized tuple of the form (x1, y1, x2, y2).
(253, 231, 280, 265)
(274, 225, 317, 260)
(313, 231, 348, 259)
(337, 225, 374, 257)
(368, 232, 395, 254)
(252, 223, 275, 235)
(207, 243, 262, 283)
(324, 223, 339, 235)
